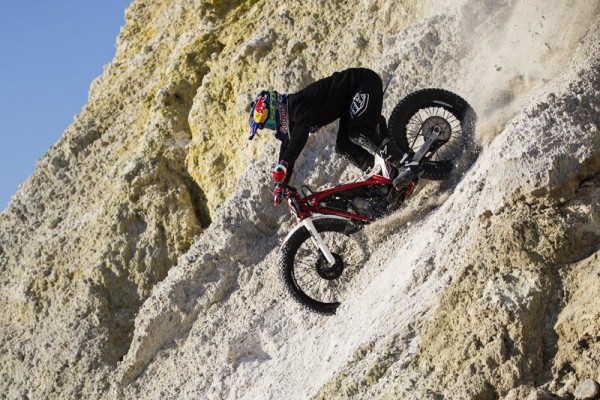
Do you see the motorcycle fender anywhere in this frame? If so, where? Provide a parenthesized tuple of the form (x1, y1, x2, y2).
(281, 215, 351, 248)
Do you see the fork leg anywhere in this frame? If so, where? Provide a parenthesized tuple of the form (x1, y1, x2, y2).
(302, 218, 336, 265)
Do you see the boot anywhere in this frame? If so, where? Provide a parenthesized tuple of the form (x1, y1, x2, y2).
(359, 158, 374, 175)
(376, 138, 408, 169)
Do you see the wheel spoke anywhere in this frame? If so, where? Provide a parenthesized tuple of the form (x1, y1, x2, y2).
(403, 106, 467, 163)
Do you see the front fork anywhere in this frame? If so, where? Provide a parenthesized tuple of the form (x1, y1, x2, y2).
(302, 218, 336, 265)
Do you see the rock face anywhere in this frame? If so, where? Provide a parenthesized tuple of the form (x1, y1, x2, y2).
(1, 0, 599, 399)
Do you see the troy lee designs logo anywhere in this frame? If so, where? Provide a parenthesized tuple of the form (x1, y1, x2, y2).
(350, 92, 369, 119)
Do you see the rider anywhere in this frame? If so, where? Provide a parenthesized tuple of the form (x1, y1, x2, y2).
(248, 68, 416, 201)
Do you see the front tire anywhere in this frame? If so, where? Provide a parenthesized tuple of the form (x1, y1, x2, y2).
(281, 219, 367, 315)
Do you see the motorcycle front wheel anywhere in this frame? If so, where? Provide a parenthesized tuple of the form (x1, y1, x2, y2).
(280, 218, 367, 315)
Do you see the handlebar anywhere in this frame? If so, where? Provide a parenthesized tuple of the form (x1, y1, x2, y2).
(273, 183, 298, 205)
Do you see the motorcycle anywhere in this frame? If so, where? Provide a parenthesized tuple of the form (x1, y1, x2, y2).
(276, 89, 477, 314)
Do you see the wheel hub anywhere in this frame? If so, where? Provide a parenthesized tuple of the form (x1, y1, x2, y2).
(316, 253, 344, 280)
(422, 116, 452, 142)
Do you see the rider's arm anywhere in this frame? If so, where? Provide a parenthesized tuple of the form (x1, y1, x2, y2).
(278, 99, 312, 172)
(277, 141, 295, 183)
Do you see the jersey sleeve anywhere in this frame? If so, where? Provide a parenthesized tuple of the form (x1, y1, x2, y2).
(279, 100, 312, 165)
(277, 141, 294, 183)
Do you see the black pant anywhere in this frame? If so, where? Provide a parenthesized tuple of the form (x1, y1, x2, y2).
(334, 70, 384, 170)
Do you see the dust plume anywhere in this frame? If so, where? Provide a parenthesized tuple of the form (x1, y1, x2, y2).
(456, 0, 600, 145)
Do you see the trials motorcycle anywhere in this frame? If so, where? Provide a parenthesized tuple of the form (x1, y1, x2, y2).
(276, 89, 476, 315)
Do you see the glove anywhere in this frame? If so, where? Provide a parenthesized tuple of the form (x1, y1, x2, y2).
(271, 160, 288, 183)
(273, 184, 285, 204)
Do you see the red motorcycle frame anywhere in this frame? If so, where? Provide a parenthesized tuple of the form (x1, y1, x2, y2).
(277, 164, 417, 272)
(280, 174, 416, 223)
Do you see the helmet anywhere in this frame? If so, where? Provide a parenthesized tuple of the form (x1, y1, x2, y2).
(248, 90, 287, 140)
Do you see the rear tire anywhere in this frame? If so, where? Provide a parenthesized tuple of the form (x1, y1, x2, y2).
(388, 89, 477, 180)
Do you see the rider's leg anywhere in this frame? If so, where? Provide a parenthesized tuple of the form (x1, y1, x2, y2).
(346, 127, 421, 187)
(344, 71, 418, 185)
(346, 72, 408, 169)
(346, 71, 384, 149)
(347, 77, 421, 186)
(344, 71, 388, 171)
(336, 117, 374, 172)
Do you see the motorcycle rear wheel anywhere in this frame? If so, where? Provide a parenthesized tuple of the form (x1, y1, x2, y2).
(281, 218, 366, 315)
(388, 88, 477, 180)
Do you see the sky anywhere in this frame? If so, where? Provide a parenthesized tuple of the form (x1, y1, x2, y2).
(0, 1, 131, 212)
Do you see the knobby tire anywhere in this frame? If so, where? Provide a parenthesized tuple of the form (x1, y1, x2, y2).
(281, 218, 364, 315)
(388, 88, 476, 180)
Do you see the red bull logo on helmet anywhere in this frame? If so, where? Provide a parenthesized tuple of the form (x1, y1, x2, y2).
(253, 93, 269, 124)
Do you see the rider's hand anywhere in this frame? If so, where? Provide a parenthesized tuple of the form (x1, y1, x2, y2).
(273, 184, 285, 204)
(271, 160, 288, 183)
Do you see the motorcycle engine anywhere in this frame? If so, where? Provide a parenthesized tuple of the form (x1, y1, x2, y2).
(351, 185, 391, 218)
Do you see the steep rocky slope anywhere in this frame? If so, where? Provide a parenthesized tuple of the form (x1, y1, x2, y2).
(1, 0, 599, 399)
